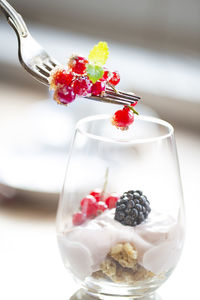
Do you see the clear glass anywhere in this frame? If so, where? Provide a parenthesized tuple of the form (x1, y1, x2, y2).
(56, 115, 185, 299)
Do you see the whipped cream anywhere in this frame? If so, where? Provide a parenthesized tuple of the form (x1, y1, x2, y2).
(57, 210, 183, 280)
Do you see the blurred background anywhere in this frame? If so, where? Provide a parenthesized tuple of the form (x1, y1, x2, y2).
(0, 1, 200, 300)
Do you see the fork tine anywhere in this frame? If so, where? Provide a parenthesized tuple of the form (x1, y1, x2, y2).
(42, 62, 53, 71)
(117, 90, 141, 100)
(106, 87, 141, 99)
(35, 65, 50, 77)
(106, 88, 140, 102)
(106, 87, 140, 99)
(49, 58, 58, 67)
(105, 93, 137, 105)
(32, 68, 49, 85)
(88, 95, 131, 106)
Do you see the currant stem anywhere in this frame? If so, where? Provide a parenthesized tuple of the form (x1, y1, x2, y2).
(101, 167, 109, 200)
(108, 83, 118, 94)
(128, 105, 139, 115)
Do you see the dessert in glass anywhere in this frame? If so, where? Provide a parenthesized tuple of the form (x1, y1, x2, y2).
(56, 115, 185, 299)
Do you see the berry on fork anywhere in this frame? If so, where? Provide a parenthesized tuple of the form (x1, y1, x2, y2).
(100, 68, 111, 82)
(54, 85, 76, 105)
(91, 81, 106, 96)
(49, 67, 73, 89)
(68, 55, 88, 75)
(109, 71, 120, 86)
(54, 71, 73, 86)
(73, 76, 92, 96)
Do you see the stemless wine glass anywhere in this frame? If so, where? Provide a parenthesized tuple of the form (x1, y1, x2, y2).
(56, 115, 185, 299)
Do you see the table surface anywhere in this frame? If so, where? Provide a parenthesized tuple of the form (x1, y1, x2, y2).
(0, 87, 199, 300)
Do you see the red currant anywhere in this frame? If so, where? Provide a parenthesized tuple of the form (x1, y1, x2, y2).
(54, 85, 76, 105)
(109, 71, 120, 86)
(68, 56, 88, 75)
(54, 70, 73, 86)
(72, 212, 86, 226)
(91, 81, 106, 96)
(49, 68, 73, 89)
(73, 76, 92, 96)
(97, 201, 108, 214)
(105, 193, 120, 209)
(90, 189, 103, 202)
(80, 195, 98, 218)
(100, 68, 111, 82)
(111, 106, 134, 130)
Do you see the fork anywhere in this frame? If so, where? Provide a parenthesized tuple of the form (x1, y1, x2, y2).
(0, 0, 140, 106)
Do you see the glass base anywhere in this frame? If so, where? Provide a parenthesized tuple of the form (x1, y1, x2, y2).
(70, 288, 163, 300)
(81, 276, 164, 299)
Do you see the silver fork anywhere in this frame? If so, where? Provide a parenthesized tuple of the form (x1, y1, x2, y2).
(0, 0, 140, 106)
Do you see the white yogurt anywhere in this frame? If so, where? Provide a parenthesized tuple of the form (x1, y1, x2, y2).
(57, 210, 183, 280)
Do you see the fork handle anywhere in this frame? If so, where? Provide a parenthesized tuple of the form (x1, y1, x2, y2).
(0, 0, 28, 38)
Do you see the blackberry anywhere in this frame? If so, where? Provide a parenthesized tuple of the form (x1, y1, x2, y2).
(114, 190, 151, 226)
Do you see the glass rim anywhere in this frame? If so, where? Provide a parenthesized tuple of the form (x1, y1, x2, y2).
(76, 114, 174, 144)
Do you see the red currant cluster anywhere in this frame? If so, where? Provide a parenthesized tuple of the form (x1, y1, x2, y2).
(72, 188, 120, 226)
(49, 41, 139, 131)
(49, 55, 120, 105)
